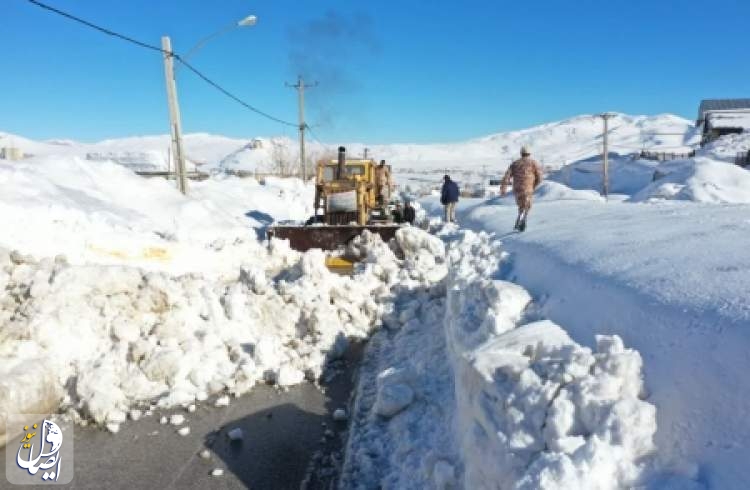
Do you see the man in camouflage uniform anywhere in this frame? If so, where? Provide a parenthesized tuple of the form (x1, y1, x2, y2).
(375, 160, 392, 207)
(500, 145, 543, 232)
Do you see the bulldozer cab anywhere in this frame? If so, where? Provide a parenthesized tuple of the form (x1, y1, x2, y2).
(314, 148, 392, 226)
(318, 159, 373, 184)
(267, 146, 400, 258)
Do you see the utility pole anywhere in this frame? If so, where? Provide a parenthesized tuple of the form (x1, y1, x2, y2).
(286, 76, 317, 180)
(481, 164, 487, 196)
(363, 147, 369, 159)
(162, 36, 188, 195)
(599, 112, 615, 198)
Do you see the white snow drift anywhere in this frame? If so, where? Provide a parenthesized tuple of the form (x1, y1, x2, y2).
(0, 232, 397, 432)
(342, 227, 657, 489)
(0, 156, 312, 276)
(629, 157, 750, 203)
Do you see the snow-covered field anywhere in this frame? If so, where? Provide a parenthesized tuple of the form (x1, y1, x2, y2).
(2, 114, 749, 488)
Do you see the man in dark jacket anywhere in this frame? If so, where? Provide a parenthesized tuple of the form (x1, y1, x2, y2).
(403, 201, 416, 225)
(392, 202, 404, 223)
(440, 175, 459, 223)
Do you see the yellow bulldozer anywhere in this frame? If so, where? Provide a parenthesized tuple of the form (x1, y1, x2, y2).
(267, 146, 401, 254)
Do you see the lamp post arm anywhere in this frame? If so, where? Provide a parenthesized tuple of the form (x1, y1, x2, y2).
(181, 22, 238, 63)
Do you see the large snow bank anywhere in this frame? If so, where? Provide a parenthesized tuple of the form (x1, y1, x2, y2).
(531, 150, 750, 204)
(342, 227, 657, 489)
(0, 231, 402, 432)
(629, 158, 750, 203)
(444, 230, 656, 489)
(0, 154, 340, 433)
(549, 156, 661, 196)
(0, 156, 312, 276)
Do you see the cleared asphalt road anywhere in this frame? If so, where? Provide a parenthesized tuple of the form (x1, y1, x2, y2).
(1, 345, 361, 490)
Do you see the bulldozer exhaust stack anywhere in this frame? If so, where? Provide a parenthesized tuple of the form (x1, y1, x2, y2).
(337, 146, 346, 180)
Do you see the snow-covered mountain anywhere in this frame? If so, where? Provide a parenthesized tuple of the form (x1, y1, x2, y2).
(0, 113, 699, 174)
(353, 113, 699, 171)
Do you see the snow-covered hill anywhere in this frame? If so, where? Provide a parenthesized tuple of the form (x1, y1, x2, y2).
(0, 131, 296, 173)
(0, 113, 699, 175)
(359, 113, 699, 171)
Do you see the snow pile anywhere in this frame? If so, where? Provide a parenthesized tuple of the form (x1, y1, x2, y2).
(700, 132, 750, 162)
(342, 227, 657, 489)
(629, 157, 750, 203)
(494, 181, 605, 206)
(0, 226, 456, 433)
(549, 156, 661, 196)
(532, 181, 605, 202)
(190, 174, 313, 228)
(444, 229, 656, 489)
(341, 228, 456, 489)
(0, 156, 312, 275)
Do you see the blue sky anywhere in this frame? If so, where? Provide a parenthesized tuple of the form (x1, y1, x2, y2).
(3, 0, 750, 143)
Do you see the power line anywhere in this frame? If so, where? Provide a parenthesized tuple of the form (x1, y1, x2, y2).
(304, 124, 332, 152)
(24, 0, 297, 127)
(177, 59, 297, 127)
(26, 0, 165, 53)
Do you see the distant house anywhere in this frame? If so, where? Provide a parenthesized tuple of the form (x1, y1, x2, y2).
(0, 147, 24, 160)
(697, 99, 750, 145)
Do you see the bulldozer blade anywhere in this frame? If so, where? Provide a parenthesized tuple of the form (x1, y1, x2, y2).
(267, 224, 401, 252)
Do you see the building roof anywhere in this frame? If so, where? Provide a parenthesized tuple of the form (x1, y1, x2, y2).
(698, 99, 750, 121)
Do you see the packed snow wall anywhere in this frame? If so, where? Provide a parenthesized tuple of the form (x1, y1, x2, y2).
(442, 229, 658, 488)
(341, 227, 660, 489)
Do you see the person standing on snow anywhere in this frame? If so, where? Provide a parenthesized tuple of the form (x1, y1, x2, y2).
(441, 175, 460, 223)
(375, 160, 392, 207)
(501, 145, 543, 232)
(392, 202, 404, 223)
(403, 200, 416, 225)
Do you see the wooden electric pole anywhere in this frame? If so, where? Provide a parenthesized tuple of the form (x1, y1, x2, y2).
(599, 113, 615, 198)
(162, 36, 188, 195)
(286, 76, 317, 181)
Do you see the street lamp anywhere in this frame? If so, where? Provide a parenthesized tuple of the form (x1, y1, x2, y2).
(162, 14, 257, 195)
(238, 15, 257, 27)
(182, 14, 258, 62)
